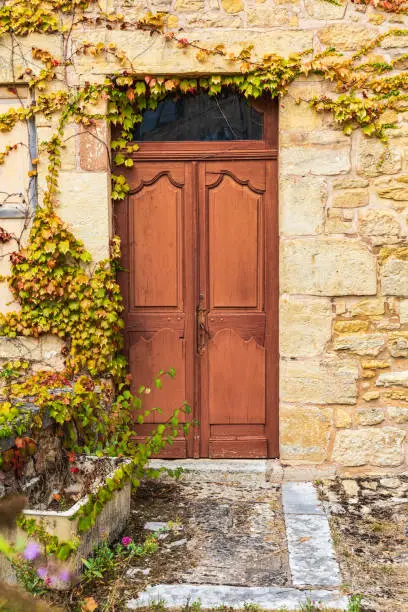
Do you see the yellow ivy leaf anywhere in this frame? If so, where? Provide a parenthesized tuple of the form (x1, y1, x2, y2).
(59, 241, 70, 254)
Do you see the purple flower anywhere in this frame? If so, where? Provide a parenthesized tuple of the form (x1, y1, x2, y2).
(121, 536, 132, 547)
(59, 569, 71, 582)
(23, 542, 41, 561)
(36, 567, 47, 579)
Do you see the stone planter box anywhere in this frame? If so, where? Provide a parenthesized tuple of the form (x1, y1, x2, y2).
(0, 457, 131, 587)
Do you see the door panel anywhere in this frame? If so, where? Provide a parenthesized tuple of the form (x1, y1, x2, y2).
(199, 160, 275, 459)
(117, 155, 278, 459)
(208, 175, 261, 308)
(116, 162, 194, 458)
(208, 330, 265, 424)
(129, 329, 186, 424)
(131, 175, 182, 308)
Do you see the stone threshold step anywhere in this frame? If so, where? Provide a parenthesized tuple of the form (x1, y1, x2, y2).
(126, 584, 349, 610)
(149, 459, 337, 483)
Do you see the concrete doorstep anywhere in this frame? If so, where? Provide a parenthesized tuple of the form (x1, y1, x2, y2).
(127, 463, 347, 610)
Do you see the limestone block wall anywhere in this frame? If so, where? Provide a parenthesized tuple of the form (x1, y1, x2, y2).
(0, 0, 408, 472)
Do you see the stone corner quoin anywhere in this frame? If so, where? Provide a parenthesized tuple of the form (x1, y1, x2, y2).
(0, 0, 408, 473)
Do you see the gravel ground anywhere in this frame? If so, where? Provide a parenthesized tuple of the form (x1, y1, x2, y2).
(318, 475, 408, 612)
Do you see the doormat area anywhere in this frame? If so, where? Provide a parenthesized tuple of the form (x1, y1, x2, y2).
(124, 463, 348, 610)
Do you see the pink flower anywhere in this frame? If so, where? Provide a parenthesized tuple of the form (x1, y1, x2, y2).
(23, 542, 41, 561)
(121, 536, 132, 546)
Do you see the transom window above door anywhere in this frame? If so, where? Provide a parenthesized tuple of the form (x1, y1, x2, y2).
(133, 91, 264, 142)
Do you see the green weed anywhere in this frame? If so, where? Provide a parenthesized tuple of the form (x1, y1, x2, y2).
(347, 594, 363, 612)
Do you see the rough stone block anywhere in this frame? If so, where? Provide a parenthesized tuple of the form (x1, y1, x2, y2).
(0, 337, 42, 361)
(280, 405, 332, 462)
(342, 479, 359, 497)
(388, 406, 408, 423)
(41, 335, 65, 370)
(279, 84, 324, 131)
(280, 176, 326, 235)
(175, 0, 204, 10)
(356, 408, 385, 426)
(400, 300, 408, 324)
(281, 238, 377, 296)
(318, 24, 375, 51)
(247, 6, 289, 26)
(357, 137, 402, 177)
(381, 259, 408, 296)
(186, 11, 242, 26)
(359, 211, 400, 238)
(279, 295, 332, 358)
(332, 427, 405, 467)
(280, 143, 350, 176)
(376, 176, 408, 202)
(334, 320, 369, 333)
(280, 359, 358, 405)
(79, 121, 108, 172)
(304, 0, 346, 19)
(362, 390, 380, 402)
(335, 407, 353, 428)
(38, 124, 77, 171)
(381, 33, 408, 49)
(57, 171, 111, 261)
(332, 189, 368, 209)
(333, 333, 386, 356)
(73, 29, 314, 75)
(350, 298, 385, 317)
(221, 0, 243, 11)
(325, 209, 354, 234)
(388, 336, 408, 358)
(376, 371, 408, 387)
(332, 176, 369, 189)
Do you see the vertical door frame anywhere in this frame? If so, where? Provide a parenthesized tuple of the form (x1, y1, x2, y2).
(116, 98, 279, 458)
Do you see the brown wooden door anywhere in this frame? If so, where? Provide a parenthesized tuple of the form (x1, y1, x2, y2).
(198, 160, 278, 458)
(116, 146, 278, 459)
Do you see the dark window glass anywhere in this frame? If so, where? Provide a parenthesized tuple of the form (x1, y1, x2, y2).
(133, 92, 263, 141)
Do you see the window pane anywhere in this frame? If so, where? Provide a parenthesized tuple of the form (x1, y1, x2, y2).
(134, 92, 263, 141)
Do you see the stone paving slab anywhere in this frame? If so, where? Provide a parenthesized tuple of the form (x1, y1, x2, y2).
(285, 514, 342, 587)
(282, 482, 325, 516)
(282, 482, 342, 588)
(128, 476, 290, 589)
(126, 584, 349, 610)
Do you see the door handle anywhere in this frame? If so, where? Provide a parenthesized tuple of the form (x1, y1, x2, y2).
(197, 302, 209, 354)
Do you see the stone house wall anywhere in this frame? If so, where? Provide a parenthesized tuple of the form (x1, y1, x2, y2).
(1, 0, 408, 473)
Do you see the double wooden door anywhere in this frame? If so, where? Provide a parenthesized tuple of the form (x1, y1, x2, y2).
(116, 153, 278, 458)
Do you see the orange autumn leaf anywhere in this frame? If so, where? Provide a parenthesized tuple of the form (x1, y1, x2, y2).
(82, 597, 98, 611)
